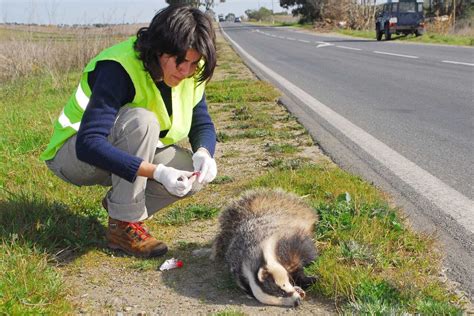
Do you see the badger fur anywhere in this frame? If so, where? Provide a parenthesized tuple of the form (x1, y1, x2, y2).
(211, 188, 318, 307)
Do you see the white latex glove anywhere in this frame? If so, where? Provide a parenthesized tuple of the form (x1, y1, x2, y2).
(153, 164, 194, 197)
(192, 148, 217, 184)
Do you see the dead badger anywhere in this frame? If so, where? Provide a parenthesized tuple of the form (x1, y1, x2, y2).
(212, 188, 318, 307)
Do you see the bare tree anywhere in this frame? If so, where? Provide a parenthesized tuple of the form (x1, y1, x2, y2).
(282, 0, 455, 30)
(166, 0, 198, 6)
(201, 0, 215, 11)
(45, 0, 59, 25)
(330, 0, 378, 30)
(165, 0, 215, 9)
(280, 0, 326, 23)
(1, 1, 8, 23)
(28, 0, 38, 24)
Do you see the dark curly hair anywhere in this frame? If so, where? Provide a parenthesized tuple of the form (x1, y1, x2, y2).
(134, 5, 216, 85)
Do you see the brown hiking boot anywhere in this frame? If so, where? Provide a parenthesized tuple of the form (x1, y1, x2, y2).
(106, 217, 168, 258)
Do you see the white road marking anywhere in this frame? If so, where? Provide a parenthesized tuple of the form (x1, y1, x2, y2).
(374, 51, 419, 59)
(316, 42, 333, 48)
(221, 27, 474, 234)
(442, 60, 474, 67)
(337, 45, 362, 51)
(255, 27, 472, 75)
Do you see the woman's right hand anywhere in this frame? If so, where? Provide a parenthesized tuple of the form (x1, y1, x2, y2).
(153, 164, 195, 197)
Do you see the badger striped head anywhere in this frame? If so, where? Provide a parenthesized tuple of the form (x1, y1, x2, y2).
(242, 261, 304, 307)
(239, 235, 306, 307)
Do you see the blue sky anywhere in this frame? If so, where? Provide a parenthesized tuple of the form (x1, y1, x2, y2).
(1, 0, 287, 24)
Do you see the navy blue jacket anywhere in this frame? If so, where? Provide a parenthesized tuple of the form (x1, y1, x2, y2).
(76, 60, 216, 183)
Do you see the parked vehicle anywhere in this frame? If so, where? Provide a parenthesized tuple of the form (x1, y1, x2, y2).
(375, 0, 424, 41)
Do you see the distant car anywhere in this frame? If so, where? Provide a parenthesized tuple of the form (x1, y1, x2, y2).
(375, 0, 424, 41)
(218, 17, 225, 22)
(234, 17, 241, 23)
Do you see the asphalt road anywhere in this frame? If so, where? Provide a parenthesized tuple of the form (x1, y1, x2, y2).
(220, 22, 474, 297)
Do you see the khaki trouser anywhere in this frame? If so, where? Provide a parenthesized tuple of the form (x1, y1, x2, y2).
(45, 106, 201, 222)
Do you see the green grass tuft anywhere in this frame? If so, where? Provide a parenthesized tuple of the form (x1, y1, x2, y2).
(206, 79, 280, 103)
(0, 239, 72, 315)
(217, 131, 230, 143)
(212, 309, 245, 316)
(128, 258, 162, 271)
(235, 128, 272, 139)
(266, 158, 310, 170)
(265, 143, 299, 154)
(343, 279, 404, 314)
(231, 104, 253, 121)
(158, 204, 220, 226)
(212, 175, 234, 184)
(415, 297, 463, 315)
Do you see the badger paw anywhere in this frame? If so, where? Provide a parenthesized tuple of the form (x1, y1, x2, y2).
(294, 286, 306, 299)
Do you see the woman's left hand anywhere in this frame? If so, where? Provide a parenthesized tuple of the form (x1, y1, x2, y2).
(192, 148, 217, 184)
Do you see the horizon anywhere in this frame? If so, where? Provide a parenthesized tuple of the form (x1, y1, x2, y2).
(1, 1, 394, 26)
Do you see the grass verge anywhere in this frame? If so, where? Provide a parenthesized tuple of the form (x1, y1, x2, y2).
(338, 28, 474, 46)
(243, 20, 473, 46)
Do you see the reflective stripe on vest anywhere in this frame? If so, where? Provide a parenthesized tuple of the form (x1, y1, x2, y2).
(57, 83, 89, 131)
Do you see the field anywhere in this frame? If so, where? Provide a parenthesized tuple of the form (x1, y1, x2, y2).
(0, 23, 470, 314)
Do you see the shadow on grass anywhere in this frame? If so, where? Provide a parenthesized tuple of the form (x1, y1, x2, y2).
(0, 190, 106, 263)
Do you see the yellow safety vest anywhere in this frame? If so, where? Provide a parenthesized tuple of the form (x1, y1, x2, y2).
(40, 36, 205, 161)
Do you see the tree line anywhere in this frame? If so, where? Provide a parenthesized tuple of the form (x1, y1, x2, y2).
(165, 0, 471, 30)
(279, 0, 472, 27)
(165, 0, 219, 11)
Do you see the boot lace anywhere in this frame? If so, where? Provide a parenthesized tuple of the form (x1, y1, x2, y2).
(126, 222, 151, 241)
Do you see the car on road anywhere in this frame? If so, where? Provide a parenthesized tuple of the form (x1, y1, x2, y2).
(376, 0, 425, 41)
(234, 17, 241, 23)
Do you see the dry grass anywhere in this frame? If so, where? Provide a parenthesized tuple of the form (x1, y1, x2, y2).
(0, 24, 141, 84)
